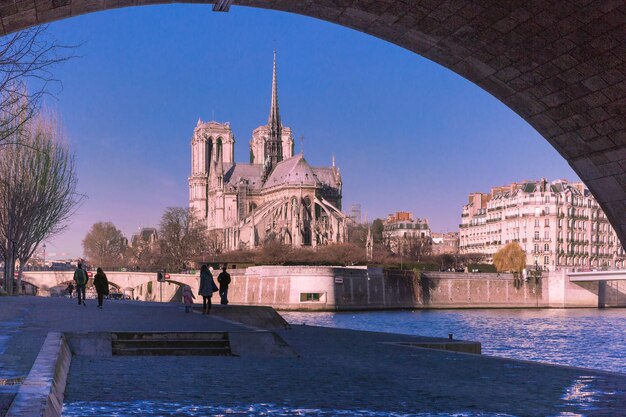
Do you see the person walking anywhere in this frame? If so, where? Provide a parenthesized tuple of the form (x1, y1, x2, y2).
(73, 262, 88, 306)
(182, 285, 195, 313)
(217, 265, 231, 305)
(198, 264, 217, 314)
(67, 282, 74, 299)
(93, 268, 109, 309)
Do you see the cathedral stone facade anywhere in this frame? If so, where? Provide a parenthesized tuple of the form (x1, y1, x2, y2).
(189, 53, 347, 252)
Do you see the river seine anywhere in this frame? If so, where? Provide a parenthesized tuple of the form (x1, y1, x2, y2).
(281, 308, 626, 374)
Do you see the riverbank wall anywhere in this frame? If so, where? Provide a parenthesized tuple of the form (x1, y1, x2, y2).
(226, 267, 543, 310)
(18, 267, 626, 310)
(227, 267, 626, 310)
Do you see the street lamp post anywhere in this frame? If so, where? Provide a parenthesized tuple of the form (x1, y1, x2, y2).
(43, 244, 46, 268)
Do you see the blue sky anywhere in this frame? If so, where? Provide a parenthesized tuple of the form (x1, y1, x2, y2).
(39, 4, 577, 259)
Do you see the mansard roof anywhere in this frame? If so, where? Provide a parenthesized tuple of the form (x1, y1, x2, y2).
(263, 154, 320, 189)
(489, 179, 587, 200)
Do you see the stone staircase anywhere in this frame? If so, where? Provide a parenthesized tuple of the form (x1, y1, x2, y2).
(111, 332, 232, 356)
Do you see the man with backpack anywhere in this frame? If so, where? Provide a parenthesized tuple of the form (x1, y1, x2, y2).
(73, 262, 88, 306)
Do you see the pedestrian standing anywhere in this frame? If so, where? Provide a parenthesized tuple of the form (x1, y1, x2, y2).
(198, 265, 217, 314)
(182, 285, 195, 313)
(93, 268, 109, 309)
(73, 262, 88, 306)
(67, 282, 74, 299)
(217, 265, 231, 305)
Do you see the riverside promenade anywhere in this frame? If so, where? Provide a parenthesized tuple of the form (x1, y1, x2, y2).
(1, 297, 626, 416)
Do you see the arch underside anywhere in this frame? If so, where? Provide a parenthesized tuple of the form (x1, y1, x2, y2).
(1, 0, 624, 244)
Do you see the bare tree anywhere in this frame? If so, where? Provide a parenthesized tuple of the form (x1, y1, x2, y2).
(82, 222, 128, 268)
(257, 239, 292, 265)
(404, 235, 432, 261)
(158, 207, 208, 272)
(460, 252, 488, 266)
(128, 230, 159, 271)
(347, 222, 367, 247)
(207, 230, 223, 255)
(0, 111, 82, 294)
(0, 26, 74, 146)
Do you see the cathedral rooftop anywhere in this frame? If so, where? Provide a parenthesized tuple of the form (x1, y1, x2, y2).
(263, 154, 320, 189)
(225, 164, 263, 189)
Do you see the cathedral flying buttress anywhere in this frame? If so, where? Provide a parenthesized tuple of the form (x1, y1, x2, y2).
(188, 52, 347, 252)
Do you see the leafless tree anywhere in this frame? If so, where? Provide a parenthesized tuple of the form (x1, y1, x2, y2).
(0, 111, 82, 294)
(158, 207, 208, 272)
(207, 230, 223, 255)
(460, 252, 488, 265)
(128, 233, 160, 271)
(82, 221, 128, 268)
(0, 26, 74, 146)
(347, 222, 367, 247)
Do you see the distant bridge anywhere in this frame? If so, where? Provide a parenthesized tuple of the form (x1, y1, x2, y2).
(567, 270, 626, 282)
(21, 271, 200, 302)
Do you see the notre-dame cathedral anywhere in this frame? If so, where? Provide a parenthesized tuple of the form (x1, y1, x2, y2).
(188, 53, 347, 251)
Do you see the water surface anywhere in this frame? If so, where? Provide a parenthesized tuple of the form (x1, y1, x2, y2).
(281, 309, 626, 374)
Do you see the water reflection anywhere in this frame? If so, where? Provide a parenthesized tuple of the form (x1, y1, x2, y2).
(558, 375, 626, 417)
(562, 376, 601, 410)
(0, 319, 22, 355)
(280, 309, 626, 373)
(0, 319, 24, 380)
(62, 401, 518, 417)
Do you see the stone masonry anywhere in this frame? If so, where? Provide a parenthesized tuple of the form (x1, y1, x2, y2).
(0, 1, 624, 246)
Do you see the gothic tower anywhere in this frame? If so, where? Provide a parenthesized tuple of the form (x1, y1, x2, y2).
(263, 51, 283, 178)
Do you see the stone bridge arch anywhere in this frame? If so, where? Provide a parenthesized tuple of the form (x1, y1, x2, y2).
(1, 1, 624, 244)
(21, 271, 199, 299)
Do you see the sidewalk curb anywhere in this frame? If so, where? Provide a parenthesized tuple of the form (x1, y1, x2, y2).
(6, 332, 71, 417)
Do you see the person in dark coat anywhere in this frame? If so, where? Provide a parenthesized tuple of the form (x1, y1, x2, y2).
(217, 266, 231, 305)
(198, 265, 217, 314)
(73, 262, 88, 306)
(93, 268, 109, 309)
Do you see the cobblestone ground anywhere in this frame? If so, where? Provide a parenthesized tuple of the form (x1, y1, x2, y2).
(2, 297, 626, 416)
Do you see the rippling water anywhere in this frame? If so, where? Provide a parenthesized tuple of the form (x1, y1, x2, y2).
(62, 401, 518, 417)
(280, 309, 626, 374)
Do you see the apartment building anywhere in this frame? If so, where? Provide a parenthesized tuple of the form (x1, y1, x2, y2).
(383, 211, 431, 254)
(459, 179, 625, 271)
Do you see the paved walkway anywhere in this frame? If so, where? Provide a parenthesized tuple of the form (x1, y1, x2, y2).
(2, 297, 626, 416)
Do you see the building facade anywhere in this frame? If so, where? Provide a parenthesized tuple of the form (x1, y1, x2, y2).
(431, 232, 460, 255)
(459, 179, 626, 271)
(383, 211, 431, 255)
(188, 53, 347, 252)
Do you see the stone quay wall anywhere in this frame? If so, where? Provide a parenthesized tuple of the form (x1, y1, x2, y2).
(228, 266, 419, 311)
(419, 272, 543, 308)
(229, 268, 626, 310)
(20, 267, 626, 310)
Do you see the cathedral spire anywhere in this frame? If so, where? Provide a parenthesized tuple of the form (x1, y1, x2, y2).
(268, 50, 281, 129)
(263, 50, 284, 181)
